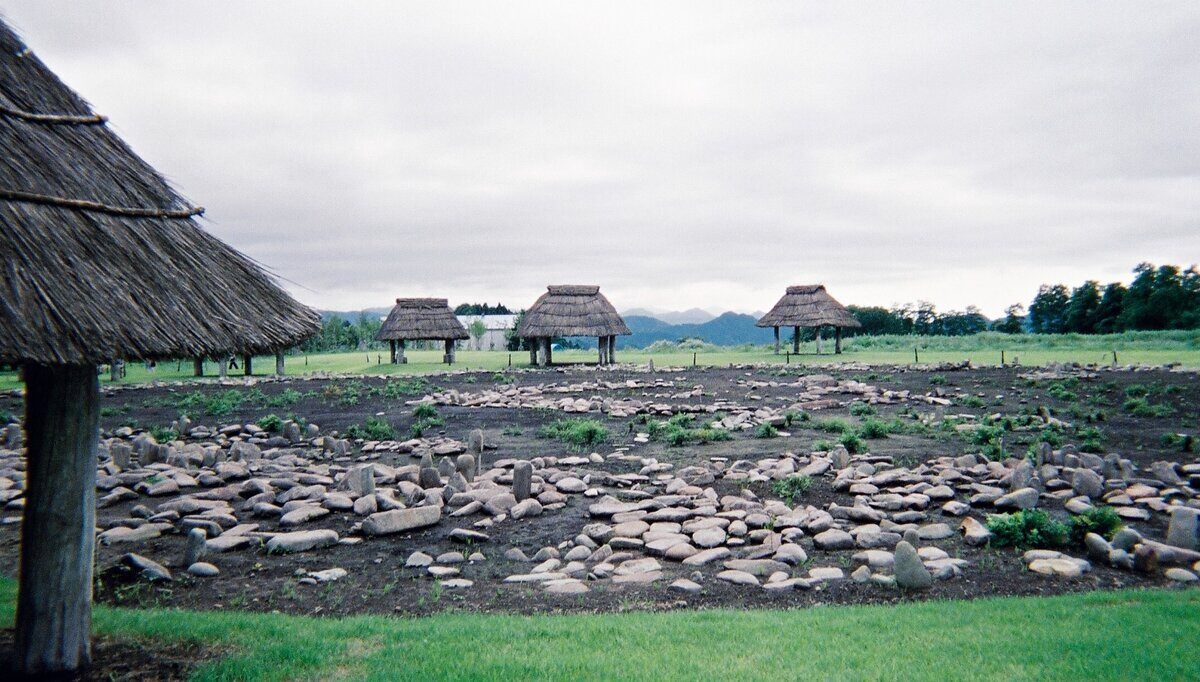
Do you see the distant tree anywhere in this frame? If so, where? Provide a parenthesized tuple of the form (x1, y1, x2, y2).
(993, 303, 1026, 334)
(1064, 280, 1101, 333)
(845, 306, 906, 335)
(1029, 284, 1070, 333)
(454, 302, 512, 315)
(913, 301, 938, 335)
(505, 310, 531, 351)
(468, 319, 487, 348)
(1093, 282, 1126, 333)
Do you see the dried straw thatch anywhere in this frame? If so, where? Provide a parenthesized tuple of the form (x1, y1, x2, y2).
(517, 285, 631, 338)
(0, 21, 318, 365)
(757, 285, 862, 329)
(376, 298, 469, 341)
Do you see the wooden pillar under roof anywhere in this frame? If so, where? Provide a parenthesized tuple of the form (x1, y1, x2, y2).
(193, 357, 204, 377)
(275, 351, 285, 376)
(389, 341, 397, 364)
(443, 339, 455, 364)
(816, 327, 824, 354)
(792, 327, 800, 354)
(608, 335, 616, 364)
(544, 338, 553, 366)
(598, 336, 607, 365)
(773, 327, 780, 355)
(218, 356, 228, 379)
(16, 364, 98, 672)
(835, 327, 843, 354)
(243, 354, 252, 376)
(397, 340, 407, 364)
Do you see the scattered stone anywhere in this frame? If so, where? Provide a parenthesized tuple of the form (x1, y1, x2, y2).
(362, 506, 442, 536)
(893, 541, 932, 590)
(512, 460, 533, 500)
(266, 530, 339, 554)
(187, 562, 219, 577)
(121, 553, 171, 581)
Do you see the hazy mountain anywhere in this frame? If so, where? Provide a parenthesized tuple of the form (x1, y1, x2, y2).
(622, 312, 775, 348)
(318, 307, 391, 321)
(623, 307, 717, 324)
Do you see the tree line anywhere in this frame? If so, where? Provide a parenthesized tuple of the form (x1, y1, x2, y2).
(1025, 263, 1200, 334)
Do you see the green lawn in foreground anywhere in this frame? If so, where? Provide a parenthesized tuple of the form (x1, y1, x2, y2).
(1, 580, 1196, 680)
(0, 342, 1197, 392)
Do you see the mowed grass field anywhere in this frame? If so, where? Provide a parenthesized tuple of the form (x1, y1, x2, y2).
(1, 580, 1196, 680)
(0, 332, 1197, 392)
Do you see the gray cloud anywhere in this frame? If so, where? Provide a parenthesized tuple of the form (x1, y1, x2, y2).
(5, 1, 1198, 316)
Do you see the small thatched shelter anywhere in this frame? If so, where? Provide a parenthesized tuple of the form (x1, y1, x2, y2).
(757, 285, 862, 354)
(517, 285, 630, 366)
(375, 298, 469, 364)
(0, 20, 318, 673)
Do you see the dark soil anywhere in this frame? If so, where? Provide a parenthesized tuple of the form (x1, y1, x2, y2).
(0, 628, 222, 681)
(0, 364, 1196, 621)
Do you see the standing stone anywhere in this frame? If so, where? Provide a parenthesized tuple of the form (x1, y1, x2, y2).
(356, 466, 375, 497)
(512, 460, 533, 501)
(418, 467, 441, 489)
(438, 457, 455, 478)
(830, 446, 851, 469)
(456, 454, 476, 483)
(183, 527, 207, 566)
(893, 540, 932, 589)
(110, 442, 132, 470)
(468, 429, 484, 455)
(1167, 507, 1198, 550)
(1071, 469, 1104, 499)
(1034, 442, 1051, 466)
(1010, 460, 1033, 491)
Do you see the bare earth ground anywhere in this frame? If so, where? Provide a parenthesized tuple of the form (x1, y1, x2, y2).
(0, 363, 1196, 646)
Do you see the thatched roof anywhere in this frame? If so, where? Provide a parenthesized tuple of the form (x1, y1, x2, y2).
(517, 285, 631, 338)
(756, 285, 862, 329)
(0, 21, 319, 364)
(376, 298, 469, 341)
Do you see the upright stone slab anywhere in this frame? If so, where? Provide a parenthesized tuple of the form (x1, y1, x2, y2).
(456, 454, 476, 482)
(1167, 507, 1198, 550)
(468, 429, 484, 455)
(183, 527, 207, 566)
(893, 540, 932, 590)
(513, 460, 533, 501)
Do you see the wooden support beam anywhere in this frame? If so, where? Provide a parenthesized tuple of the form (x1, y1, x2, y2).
(443, 339, 456, 364)
(397, 340, 407, 364)
(243, 354, 252, 376)
(16, 363, 99, 674)
(773, 326, 780, 355)
(192, 357, 204, 377)
(835, 327, 843, 354)
(608, 335, 616, 364)
(792, 326, 800, 354)
(275, 351, 285, 376)
(389, 341, 397, 364)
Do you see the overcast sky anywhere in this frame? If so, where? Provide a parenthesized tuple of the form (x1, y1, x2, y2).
(5, 2, 1198, 317)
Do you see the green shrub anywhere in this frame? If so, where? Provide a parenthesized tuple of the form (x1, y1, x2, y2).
(1123, 397, 1173, 418)
(501, 426, 523, 436)
(177, 389, 245, 417)
(930, 374, 946, 385)
(755, 423, 780, 439)
(986, 510, 1069, 549)
(838, 431, 864, 454)
(148, 425, 178, 443)
(1078, 427, 1105, 453)
(1161, 432, 1196, 453)
(412, 403, 440, 420)
(848, 401, 875, 417)
(814, 418, 852, 434)
(771, 475, 813, 503)
(537, 418, 609, 450)
(961, 395, 987, 409)
(783, 411, 809, 427)
(347, 416, 395, 441)
(256, 414, 284, 433)
(813, 439, 836, 451)
(1068, 506, 1122, 547)
(858, 418, 891, 440)
(1124, 384, 1150, 399)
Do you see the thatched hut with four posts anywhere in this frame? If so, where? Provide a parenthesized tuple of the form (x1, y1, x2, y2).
(0, 20, 319, 674)
(376, 298, 469, 364)
(757, 285, 862, 354)
(517, 285, 630, 366)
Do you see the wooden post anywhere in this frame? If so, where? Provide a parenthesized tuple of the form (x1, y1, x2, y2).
(608, 335, 616, 364)
(914, 347, 919, 363)
(598, 336, 607, 365)
(444, 339, 455, 364)
(529, 343, 538, 366)
(835, 327, 842, 354)
(275, 350, 285, 376)
(773, 326, 780, 355)
(1001, 350, 1005, 366)
(243, 354, 252, 376)
(816, 327, 824, 355)
(792, 327, 800, 354)
(192, 357, 204, 377)
(16, 363, 99, 674)
(389, 341, 397, 364)
(544, 338, 553, 366)
(109, 359, 122, 382)
(398, 340, 407, 364)
(218, 356, 228, 379)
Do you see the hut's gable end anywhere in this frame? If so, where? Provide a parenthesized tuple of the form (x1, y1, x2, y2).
(517, 285, 631, 338)
(756, 284, 862, 329)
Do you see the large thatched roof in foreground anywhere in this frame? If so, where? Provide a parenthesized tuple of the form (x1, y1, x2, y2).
(757, 285, 862, 329)
(376, 298, 469, 341)
(0, 20, 319, 365)
(517, 285, 631, 338)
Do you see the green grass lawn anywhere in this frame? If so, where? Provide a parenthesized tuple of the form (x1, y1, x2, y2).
(1, 580, 1197, 680)
(2, 341, 1200, 393)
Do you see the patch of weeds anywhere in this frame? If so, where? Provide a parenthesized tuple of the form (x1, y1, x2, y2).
(148, 425, 177, 443)
(380, 378, 431, 400)
(770, 474, 813, 503)
(177, 389, 245, 417)
(857, 418, 892, 440)
(838, 431, 864, 454)
(1067, 506, 1122, 547)
(930, 374, 946, 386)
(491, 372, 515, 385)
(256, 414, 284, 433)
(1161, 432, 1197, 453)
(986, 510, 1068, 550)
(347, 416, 396, 441)
(848, 401, 876, 417)
(537, 418, 609, 450)
(501, 425, 523, 436)
(813, 418, 852, 434)
(783, 411, 809, 427)
(755, 423, 780, 439)
(1046, 380, 1079, 402)
(412, 403, 440, 420)
(1123, 396, 1173, 418)
(961, 395, 987, 409)
(646, 414, 732, 446)
(1077, 426, 1105, 453)
(813, 439, 836, 451)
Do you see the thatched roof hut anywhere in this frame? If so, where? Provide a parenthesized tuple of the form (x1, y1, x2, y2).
(757, 285, 861, 354)
(0, 20, 317, 673)
(375, 298, 468, 364)
(517, 285, 630, 366)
